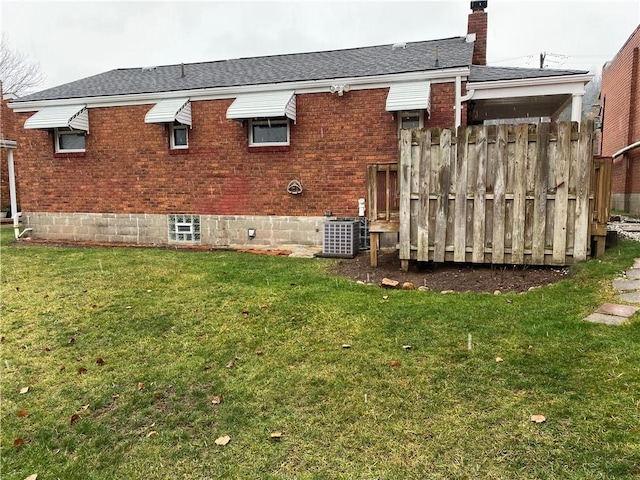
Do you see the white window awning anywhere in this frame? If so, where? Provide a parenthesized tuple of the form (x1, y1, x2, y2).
(385, 82, 431, 113)
(145, 98, 191, 126)
(24, 105, 89, 132)
(227, 91, 296, 122)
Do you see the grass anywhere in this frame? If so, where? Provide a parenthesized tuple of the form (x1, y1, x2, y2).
(2, 226, 640, 479)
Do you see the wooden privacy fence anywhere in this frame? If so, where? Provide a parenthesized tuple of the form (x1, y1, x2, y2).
(369, 121, 611, 269)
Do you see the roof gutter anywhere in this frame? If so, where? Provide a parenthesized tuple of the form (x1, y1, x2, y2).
(613, 140, 640, 159)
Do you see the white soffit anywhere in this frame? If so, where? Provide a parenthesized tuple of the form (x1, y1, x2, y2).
(386, 81, 431, 113)
(226, 91, 296, 122)
(24, 105, 89, 131)
(145, 98, 191, 126)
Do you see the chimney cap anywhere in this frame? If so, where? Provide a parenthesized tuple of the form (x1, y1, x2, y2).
(470, 1, 487, 11)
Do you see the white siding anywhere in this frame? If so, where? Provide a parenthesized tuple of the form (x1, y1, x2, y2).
(144, 98, 191, 126)
(385, 82, 431, 113)
(227, 91, 296, 122)
(24, 105, 89, 132)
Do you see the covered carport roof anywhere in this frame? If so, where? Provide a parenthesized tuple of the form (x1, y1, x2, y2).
(465, 66, 593, 122)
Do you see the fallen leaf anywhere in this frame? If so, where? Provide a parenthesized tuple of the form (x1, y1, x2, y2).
(260, 304, 268, 309)
(70, 414, 80, 424)
(495, 357, 504, 363)
(382, 295, 389, 300)
(0, 336, 4, 342)
(390, 360, 401, 367)
(125, 306, 132, 310)
(137, 382, 144, 391)
(68, 337, 76, 344)
(211, 395, 223, 405)
(19, 387, 29, 394)
(255, 350, 263, 355)
(112, 393, 120, 399)
(270, 431, 283, 440)
(77, 367, 87, 375)
(152, 392, 161, 399)
(146, 431, 158, 438)
(44, 347, 51, 352)
(59, 365, 66, 372)
(530, 414, 546, 423)
(402, 345, 412, 350)
(17, 410, 28, 417)
(342, 344, 351, 349)
(226, 359, 235, 368)
(80, 404, 90, 411)
(215, 435, 231, 446)
(96, 358, 105, 365)
(242, 310, 250, 316)
(13, 438, 24, 447)
(24, 474, 38, 480)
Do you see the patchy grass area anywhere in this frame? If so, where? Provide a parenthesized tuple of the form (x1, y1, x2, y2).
(2, 227, 640, 479)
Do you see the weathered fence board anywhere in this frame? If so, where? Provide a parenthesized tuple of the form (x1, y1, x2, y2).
(388, 121, 599, 267)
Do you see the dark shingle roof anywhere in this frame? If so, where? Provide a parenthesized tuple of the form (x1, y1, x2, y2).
(469, 65, 589, 82)
(16, 37, 474, 102)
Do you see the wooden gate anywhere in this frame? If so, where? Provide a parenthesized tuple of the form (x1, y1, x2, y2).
(371, 121, 608, 269)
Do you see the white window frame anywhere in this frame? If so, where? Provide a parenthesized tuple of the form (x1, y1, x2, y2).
(398, 110, 424, 135)
(170, 122, 189, 149)
(249, 118, 290, 147)
(55, 127, 86, 153)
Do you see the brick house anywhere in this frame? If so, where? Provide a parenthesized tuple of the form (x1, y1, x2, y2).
(5, 2, 592, 248)
(601, 25, 640, 214)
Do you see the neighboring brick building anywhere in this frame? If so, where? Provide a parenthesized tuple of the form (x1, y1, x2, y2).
(601, 25, 640, 213)
(6, 2, 592, 248)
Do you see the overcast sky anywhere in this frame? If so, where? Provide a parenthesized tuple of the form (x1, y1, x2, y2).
(1, 0, 639, 93)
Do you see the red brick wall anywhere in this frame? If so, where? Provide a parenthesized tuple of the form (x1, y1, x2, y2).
(601, 25, 640, 196)
(12, 84, 458, 217)
(1, 98, 17, 212)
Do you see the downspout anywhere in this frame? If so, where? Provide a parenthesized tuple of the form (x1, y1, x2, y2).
(613, 140, 640, 159)
(455, 76, 462, 128)
(458, 85, 475, 127)
(3, 141, 32, 239)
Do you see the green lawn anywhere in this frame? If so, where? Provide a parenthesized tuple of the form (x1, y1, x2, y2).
(2, 227, 640, 479)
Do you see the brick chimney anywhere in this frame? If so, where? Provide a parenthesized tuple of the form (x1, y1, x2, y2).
(467, 1, 488, 65)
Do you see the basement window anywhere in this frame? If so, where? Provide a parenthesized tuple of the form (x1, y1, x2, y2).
(168, 214, 201, 243)
(249, 118, 290, 146)
(55, 127, 86, 152)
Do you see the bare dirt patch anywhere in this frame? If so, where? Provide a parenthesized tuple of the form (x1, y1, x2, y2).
(332, 250, 570, 293)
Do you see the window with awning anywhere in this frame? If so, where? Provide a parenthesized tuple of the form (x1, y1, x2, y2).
(24, 105, 89, 153)
(227, 91, 296, 146)
(145, 98, 191, 150)
(385, 82, 431, 114)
